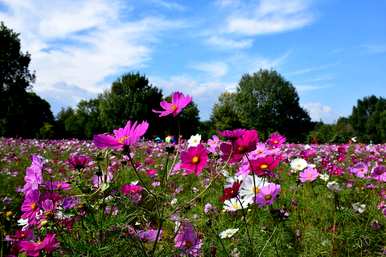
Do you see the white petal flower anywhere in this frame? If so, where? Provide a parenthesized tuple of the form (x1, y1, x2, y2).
(352, 202, 366, 214)
(319, 173, 330, 182)
(188, 134, 201, 147)
(219, 228, 239, 239)
(290, 158, 308, 171)
(223, 198, 246, 212)
(239, 175, 267, 205)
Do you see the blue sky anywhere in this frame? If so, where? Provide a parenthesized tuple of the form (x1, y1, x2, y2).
(1, 0, 385, 123)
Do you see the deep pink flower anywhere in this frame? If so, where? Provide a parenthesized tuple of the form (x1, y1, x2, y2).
(45, 181, 71, 191)
(21, 190, 40, 221)
(121, 184, 143, 195)
(153, 91, 192, 117)
(250, 155, 280, 177)
(255, 183, 281, 207)
(19, 233, 59, 257)
(68, 154, 92, 170)
(267, 132, 286, 148)
(180, 144, 208, 176)
(299, 167, 319, 183)
(93, 120, 149, 150)
(174, 221, 202, 257)
(220, 129, 258, 163)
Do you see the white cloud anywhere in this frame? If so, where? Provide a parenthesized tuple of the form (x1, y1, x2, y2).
(206, 35, 253, 49)
(294, 84, 331, 93)
(360, 44, 386, 54)
(0, 0, 184, 104)
(191, 62, 229, 78)
(149, 0, 186, 11)
(225, 0, 314, 36)
(303, 102, 337, 123)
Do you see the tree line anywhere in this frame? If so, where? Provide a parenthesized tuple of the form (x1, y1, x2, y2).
(1, 22, 385, 143)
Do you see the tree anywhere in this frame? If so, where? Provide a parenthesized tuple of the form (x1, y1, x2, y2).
(350, 95, 386, 143)
(210, 92, 242, 131)
(235, 69, 312, 142)
(0, 22, 54, 138)
(99, 73, 163, 135)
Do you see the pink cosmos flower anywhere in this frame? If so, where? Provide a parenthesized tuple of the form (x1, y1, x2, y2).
(68, 154, 92, 170)
(174, 221, 202, 257)
(207, 135, 220, 153)
(93, 120, 149, 150)
(299, 167, 319, 183)
(220, 129, 258, 163)
(180, 144, 208, 176)
(19, 233, 59, 257)
(255, 183, 281, 207)
(349, 162, 368, 178)
(21, 190, 40, 221)
(250, 155, 280, 177)
(121, 184, 144, 204)
(153, 91, 192, 117)
(267, 132, 286, 148)
(45, 181, 71, 191)
(23, 155, 44, 195)
(137, 229, 161, 242)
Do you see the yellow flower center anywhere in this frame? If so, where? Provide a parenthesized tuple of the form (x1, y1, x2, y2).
(30, 202, 37, 210)
(254, 187, 260, 194)
(231, 202, 240, 209)
(5, 211, 12, 217)
(264, 194, 272, 201)
(273, 140, 278, 144)
(192, 156, 199, 164)
(118, 136, 129, 144)
(260, 164, 268, 169)
(171, 104, 177, 111)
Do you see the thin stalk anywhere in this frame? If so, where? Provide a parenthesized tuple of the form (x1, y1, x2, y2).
(258, 226, 278, 257)
(236, 196, 254, 255)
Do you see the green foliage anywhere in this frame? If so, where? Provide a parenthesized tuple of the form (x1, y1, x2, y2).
(99, 73, 163, 135)
(210, 92, 242, 131)
(0, 23, 54, 138)
(235, 69, 313, 142)
(349, 95, 386, 143)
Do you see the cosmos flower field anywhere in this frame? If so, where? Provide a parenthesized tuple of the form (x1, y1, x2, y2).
(0, 92, 385, 257)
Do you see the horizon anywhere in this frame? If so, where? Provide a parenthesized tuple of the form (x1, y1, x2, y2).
(1, 0, 385, 123)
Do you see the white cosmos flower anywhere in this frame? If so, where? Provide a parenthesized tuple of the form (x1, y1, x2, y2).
(290, 158, 308, 172)
(319, 173, 329, 182)
(223, 198, 246, 212)
(219, 228, 239, 239)
(352, 202, 366, 214)
(188, 134, 201, 147)
(327, 181, 341, 192)
(239, 175, 267, 205)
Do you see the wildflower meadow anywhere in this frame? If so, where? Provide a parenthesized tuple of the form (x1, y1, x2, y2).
(0, 92, 385, 257)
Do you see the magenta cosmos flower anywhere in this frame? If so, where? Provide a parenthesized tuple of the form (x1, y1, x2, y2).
(299, 167, 319, 183)
(23, 155, 44, 194)
(93, 120, 149, 150)
(180, 144, 208, 176)
(153, 91, 192, 117)
(19, 233, 59, 257)
(267, 132, 286, 148)
(68, 154, 92, 170)
(175, 221, 202, 257)
(220, 129, 258, 163)
(21, 190, 40, 221)
(255, 183, 281, 207)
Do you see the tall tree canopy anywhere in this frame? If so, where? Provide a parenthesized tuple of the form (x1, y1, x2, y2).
(0, 22, 54, 138)
(350, 95, 386, 143)
(99, 73, 163, 135)
(210, 92, 242, 131)
(235, 69, 312, 142)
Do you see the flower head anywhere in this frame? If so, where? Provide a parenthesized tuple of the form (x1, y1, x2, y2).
(188, 134, 201, 148)
(219, 228, 239, 239)
(153, 91, 192, 117)
(93, 120, 148, 150)
(290, 158, 308, 172)
(174, 221, 202, 257)
(255, 183, 281, 207)
(220, 129, 258, 163)
(267, 133, 286, 148)
(299, 167, 319, 183)
(180, 144, 208, 176)
(250, 155, 280, 177)
(68, 154, 92, 170)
